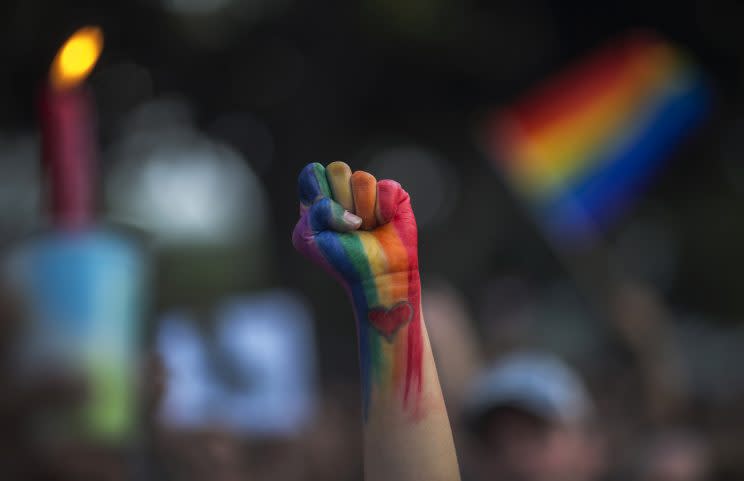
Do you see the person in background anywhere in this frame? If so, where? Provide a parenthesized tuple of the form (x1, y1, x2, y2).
(462, 351, 605, 481)
(638, 431, 710, 481)
(422, 282, 483, 413)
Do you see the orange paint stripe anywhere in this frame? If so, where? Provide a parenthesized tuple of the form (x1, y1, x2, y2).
(371, 223, 410, 300)
(371, 223, 410, 393)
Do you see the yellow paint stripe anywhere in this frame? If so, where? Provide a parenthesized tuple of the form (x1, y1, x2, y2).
(357, 231, 391, 306)
(326, 161, 354, 211)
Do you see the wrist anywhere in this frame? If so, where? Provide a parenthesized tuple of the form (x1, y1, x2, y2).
(349, 271, 421, 327)
(351, 271, 423, 358)
(346, 269, 425, 419)
(350, 270, 421, 306)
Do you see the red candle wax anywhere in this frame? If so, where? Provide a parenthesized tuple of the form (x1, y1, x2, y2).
(38, 26, 103, 230)
(39, 85, 95, 230)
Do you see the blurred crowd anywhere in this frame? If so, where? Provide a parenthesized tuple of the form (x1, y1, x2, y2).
(2, 274, 741, 481)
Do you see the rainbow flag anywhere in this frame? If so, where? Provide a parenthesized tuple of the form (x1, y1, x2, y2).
(483, 31, 710, 243)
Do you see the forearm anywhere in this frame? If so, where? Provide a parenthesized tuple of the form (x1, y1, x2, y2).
(351, 273, 460, 481)
(291, 161, 459, 480)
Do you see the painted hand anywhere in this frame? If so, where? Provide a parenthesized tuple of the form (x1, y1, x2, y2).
(292, 162, 423, 418)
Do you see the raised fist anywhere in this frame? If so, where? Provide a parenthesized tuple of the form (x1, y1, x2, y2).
(292, 162, 423, 416)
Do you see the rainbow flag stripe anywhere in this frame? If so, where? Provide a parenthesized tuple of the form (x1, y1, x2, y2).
(484, 32, 710, 241)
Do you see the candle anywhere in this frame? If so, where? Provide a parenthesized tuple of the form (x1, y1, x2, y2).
(39, 26, 103, 230)
(10, 25, 148, 442)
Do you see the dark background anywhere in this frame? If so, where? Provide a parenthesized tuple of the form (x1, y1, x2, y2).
(4, 0, 744, 317)
(3, 1, 744, 478)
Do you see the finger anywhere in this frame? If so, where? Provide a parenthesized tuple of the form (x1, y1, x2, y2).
(298, 163, 333, 207)
(351, 171, 378, 230)
(375, 179, 405, 224)
(326, 161, 354, 212)
(309, 197, 362, 232)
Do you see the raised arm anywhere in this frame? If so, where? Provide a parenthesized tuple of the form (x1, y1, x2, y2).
(292, 162, 460, 481)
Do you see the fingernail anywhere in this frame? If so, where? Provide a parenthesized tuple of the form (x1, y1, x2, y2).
(343, 211, 362, 228)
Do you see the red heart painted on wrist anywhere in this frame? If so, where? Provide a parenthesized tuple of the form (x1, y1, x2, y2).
(368, 301, 414, 341)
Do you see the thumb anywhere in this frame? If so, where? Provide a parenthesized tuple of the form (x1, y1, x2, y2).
(291, 198, 361, 257)
(309, 197, 363, 232)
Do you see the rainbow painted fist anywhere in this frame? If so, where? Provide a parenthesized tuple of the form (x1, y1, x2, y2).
(292, 162, 423, 417)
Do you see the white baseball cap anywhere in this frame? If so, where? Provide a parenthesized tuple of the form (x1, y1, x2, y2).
(463, 351, 593, 430)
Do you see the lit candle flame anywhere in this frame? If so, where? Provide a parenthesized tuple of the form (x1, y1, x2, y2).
(49, 26, 104, 90)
